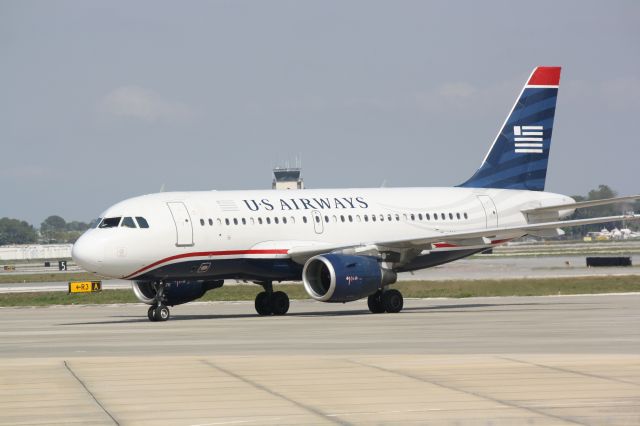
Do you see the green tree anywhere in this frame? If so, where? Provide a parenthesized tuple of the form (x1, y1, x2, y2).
(40, 215, 67, 243)
(0, 218, 38, 245)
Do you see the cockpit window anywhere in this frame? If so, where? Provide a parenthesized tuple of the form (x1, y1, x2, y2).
(121, 217, 137, 228)
(90, 218, 103, 229)
(135, 217, 149, 228)
(99, 217, 121, 228)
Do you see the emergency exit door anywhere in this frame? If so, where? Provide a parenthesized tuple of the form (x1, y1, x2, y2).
(167, 202, 194, 246)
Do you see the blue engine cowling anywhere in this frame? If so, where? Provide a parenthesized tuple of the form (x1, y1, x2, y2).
(302, 254, 395, 303)
(133, 280, 223, 306)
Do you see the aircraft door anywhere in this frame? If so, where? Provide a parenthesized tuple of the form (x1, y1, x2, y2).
(477, 195, 498, 228)
(167, 202, 194, 246)
(311, 210, 324, 234)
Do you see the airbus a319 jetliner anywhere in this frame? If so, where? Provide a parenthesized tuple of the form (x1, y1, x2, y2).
(73, 66, 639, 321)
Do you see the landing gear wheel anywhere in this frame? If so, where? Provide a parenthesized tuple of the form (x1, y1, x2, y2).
(271, 291, 290, 316)
(382, 289, 403, 313)
(367, 291, 385, 314)
(147, 306, 156, 322)
(153, 305, 170, 321)
(255, 291, 273, 316)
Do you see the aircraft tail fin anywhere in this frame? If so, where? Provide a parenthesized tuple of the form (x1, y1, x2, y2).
(459, 66, 561, 191)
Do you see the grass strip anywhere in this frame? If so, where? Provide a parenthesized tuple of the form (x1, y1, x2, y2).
(1, 276, 639, 307)
(0, 272, 103, 284)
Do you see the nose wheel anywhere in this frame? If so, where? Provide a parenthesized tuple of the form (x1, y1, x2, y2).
(148, 305, 170, 322)
(147, 281, 170, 322)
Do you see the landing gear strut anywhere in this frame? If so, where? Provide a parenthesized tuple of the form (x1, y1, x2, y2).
(148, 281, 170, 322)
(368, 289, 403, 314)
(254, 281, 290, 316)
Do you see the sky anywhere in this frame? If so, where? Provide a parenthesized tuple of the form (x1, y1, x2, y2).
(2, 1, 639, 226)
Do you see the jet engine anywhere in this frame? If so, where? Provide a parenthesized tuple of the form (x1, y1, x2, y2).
(302, 254, 396, 303)
(133, 280, 223, 306)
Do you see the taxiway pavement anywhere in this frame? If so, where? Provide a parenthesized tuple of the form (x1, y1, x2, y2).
(1, 294, 639, 424)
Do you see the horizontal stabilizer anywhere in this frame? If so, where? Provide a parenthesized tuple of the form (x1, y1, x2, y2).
(523, 195, 640, 214)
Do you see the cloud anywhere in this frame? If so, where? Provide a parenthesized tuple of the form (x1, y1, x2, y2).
(100, 86, 193, 122)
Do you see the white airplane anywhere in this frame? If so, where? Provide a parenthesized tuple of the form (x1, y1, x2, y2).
(72, 66, 639, 321)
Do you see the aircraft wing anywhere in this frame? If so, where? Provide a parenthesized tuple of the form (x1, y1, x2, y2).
(523, 195, 640, 214)
(287, 213, 640, 263)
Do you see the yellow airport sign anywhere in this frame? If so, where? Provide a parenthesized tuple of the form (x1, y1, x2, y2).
(68, 281, 102, 293)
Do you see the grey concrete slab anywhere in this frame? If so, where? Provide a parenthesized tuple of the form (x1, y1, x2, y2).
(0, 295, 639, 425)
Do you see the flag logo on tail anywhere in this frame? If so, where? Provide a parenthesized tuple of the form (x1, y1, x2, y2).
(513, 125, 543, 154)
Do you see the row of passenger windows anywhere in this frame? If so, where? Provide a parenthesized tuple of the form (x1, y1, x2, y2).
(199, 212, 469, 227)
(93, 216, 150, 229)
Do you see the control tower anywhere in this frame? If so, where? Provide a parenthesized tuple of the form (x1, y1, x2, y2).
(272, 164, 304, 190)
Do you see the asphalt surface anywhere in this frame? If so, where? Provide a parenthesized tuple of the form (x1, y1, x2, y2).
(1, 294, 639, 425)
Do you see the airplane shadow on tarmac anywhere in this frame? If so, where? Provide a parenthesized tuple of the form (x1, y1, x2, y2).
(57, 301, 580, 326)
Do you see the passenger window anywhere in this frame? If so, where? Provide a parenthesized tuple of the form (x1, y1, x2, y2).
(242, 218, 246, 225)
(250, 218, 255, 225)
(364, 215, 369, 222)
(200, 219, 205, 226)
(380, 214, 384, 222)
(266, 217, 271, 224)
(441, 213, 446, 220)
(233, 218, 238, 225)
(418, 213, 423, 220)
(426, 213, 430, 220)
(283, 217, 287, 224)
(332, 215, 337, 223)
(387, 214, 392, 222)
(324, 216, 329, 223)
(356, 215, 361, 222)
(217, 219, 222, 226)
(372, 215, 377, 222)
(395, 214, 400, 221)
(99, 217, 121, 228)
(449, 213, 454, 220)
(274, 217, 279, 224)
(303, 216, 307, 224)
(290, 216, 295, 224)
(340, 215, 345, 222)
(121, 217, 137, 228)
(464, 212, 468, 219)
(348, 215, 353, 222)
(258, 218, 263, 225)
(410, 214, 415, 221)
(208, 218, 213, 226)
(225, 218, 230, 225)
(456, 213, 461, 220)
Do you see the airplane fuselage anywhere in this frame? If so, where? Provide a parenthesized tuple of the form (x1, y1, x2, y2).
(72, 187, 573, 281)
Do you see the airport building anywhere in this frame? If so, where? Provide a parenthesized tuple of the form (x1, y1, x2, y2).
(272, 165, 304, 190)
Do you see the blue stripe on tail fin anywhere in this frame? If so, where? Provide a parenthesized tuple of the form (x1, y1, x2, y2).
(459, 66, 561, 191)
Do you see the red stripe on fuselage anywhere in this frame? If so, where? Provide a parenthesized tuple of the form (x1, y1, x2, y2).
(123, 249, 289, 279)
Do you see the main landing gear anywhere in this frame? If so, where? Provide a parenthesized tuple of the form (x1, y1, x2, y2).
(148, 281, 170, 322)
(254, 281, 290, 316)
(367, 289, 404, 314)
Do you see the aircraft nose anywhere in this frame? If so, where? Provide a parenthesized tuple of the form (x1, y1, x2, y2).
(72, 233, 103, 272)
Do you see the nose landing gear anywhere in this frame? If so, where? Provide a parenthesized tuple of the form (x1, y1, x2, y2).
(147, 281, 170, 322)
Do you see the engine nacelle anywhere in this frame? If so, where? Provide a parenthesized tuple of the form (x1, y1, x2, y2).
(302, 254, 396, 303)
(132, 280, 223, 306)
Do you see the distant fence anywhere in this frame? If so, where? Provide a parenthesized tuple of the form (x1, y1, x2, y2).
(0, 244, 73, 261)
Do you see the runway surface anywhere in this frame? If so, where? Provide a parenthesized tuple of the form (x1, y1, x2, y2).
(1, 294, 639, 425)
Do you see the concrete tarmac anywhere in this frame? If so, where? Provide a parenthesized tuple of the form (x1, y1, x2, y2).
(1, 294, 639, 425)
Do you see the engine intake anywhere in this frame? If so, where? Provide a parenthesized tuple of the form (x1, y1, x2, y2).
(302, 254, 396, 303)
(133, 280, 223, 306)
